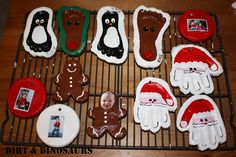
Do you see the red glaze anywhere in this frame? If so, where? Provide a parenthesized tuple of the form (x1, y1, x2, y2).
(180, 99, 214, 128)
(174, 47, 218, 71)
(178, 10, 214, 42)
(7, 77, 47, 118)
(67, 40, 78, 51)
(141, 81, 174, 106)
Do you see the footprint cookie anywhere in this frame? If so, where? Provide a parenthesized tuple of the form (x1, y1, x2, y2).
(52, 60, 89, 103)
(57, 6, 90, 56)
(23, 7, 57, 58)
(133, 5, 170, 68)
(91, 6, 128, 64)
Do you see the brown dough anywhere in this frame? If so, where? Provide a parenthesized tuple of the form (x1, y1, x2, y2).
(87, 92, 127, 139)
(52, 60, 89, 103)
(62, 10, 85, 51)
(138, 10, 166, 61)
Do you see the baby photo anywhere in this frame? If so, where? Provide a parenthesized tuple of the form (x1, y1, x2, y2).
(187, 19, 208, 32)
(48, 115, 64, 138)
(14, 87, 34, 112)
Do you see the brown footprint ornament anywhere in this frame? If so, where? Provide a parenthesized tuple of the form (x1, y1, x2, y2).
(133, 5, 170, 68)
(87, 92, 127, 139)
(52, 60, 89, 103)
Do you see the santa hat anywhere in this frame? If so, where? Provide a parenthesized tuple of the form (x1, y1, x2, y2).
(140, 81, 174, 106)
(174, 46, 218, 71)
(180, 98, 214, 128)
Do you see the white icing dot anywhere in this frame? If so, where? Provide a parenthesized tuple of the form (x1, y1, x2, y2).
(70, 85, 72, 87)
(104, 111, 107, 115)
(104, 116, 107, 119)
(70, 81, 72, 84)
(104, 120, 107, 123)
(69, 77, 72, 80)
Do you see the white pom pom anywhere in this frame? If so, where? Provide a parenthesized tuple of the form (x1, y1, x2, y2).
(180, 121, 188, 128)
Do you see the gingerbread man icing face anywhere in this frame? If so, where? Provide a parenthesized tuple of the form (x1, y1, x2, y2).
(101, 92, 115, 110)
(66, 61, 80, 73)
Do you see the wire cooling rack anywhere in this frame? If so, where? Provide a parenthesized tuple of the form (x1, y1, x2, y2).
(0, 10, 236, 150)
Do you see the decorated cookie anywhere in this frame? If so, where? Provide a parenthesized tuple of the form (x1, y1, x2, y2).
(170, 44, 223, 95)
(37, 104, 80, 147)
(7, 77, 47, 118)
(91, 6, 128, 64)
(23, 7, 57, 58)
(178, 9, 215, 42)
(87, 92, 127, 139)
(57, 6, 90, 56)
(134, 77, 177, 133)
(52, 60, 89, 103)
(133, 5, 170, 68)
(176, 95, 226, 151)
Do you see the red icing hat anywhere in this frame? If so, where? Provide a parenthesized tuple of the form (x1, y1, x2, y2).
(140, 81, 174, 106)
(174, 46, 218, 71)
(178, 9, 214, 42)
(180, 99, 214, 128)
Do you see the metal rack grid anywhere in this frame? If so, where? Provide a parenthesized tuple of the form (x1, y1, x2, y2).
(1, 10, 236, 150)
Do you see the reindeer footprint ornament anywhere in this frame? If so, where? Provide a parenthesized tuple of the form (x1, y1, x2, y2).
(91, 6, 128, 64)
(134, 77, 177, 133)
(177, 95, 226, 151)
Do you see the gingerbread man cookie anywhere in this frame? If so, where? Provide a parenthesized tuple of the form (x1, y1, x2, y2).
(87, 92, 127, 139)
(52, 60, 89, 103)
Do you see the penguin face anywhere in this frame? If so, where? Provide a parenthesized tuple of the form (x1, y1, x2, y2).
(101, 11, 119, 30)
(31, 11, 49, 28)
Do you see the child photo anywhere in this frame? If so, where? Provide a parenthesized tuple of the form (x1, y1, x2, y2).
(14, 87, 34, 112)
(48, 115, 64, 138)
(187, 19, 208, 32)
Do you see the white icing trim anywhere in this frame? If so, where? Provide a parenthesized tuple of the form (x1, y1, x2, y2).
(114, 127, 124, 138)
(133, 5, 170, 68)
(56, 74, 60, 83)
(90, 126, 99, 137)
(89, 108, 93, 117)
(56, 91, 62, 101)
(91, 6, 128, 64)
(76, 91, 85, 100)
(176, 95, 226, 151)
(23, 7, 57, 58)
(82, 74, 86, 82)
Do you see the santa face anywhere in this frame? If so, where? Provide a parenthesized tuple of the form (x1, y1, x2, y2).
(139, 93, 166, 107)
(192, 115, 218, 128)
(101, 92, 115, 110)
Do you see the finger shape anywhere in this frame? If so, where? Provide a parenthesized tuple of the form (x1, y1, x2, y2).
(201, 72, 214, 94)
(207, 125, 218, 150)
(198, 126, 209, 151)
(134, 103, 141, 123)
(160, 107, 170, 128)
(180, 74, 191, 94)
(150, 105, 161, 133)
(214, 124, 226, 143)
(189, 127, 200, 145)
(170, 66, 184, 86)
(140, 106, 150, 130)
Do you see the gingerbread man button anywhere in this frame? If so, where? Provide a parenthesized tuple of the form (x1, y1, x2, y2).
(87, 92, 127, 139)
(52, 60, 89, 103)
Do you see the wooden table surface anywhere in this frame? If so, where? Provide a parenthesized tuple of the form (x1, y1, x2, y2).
(1, 0, 236, 156)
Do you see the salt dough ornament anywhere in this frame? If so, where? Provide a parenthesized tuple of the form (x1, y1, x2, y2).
(170, 44, 223, 95)
(52, 60, 89, 103)
(134, 77, 177, 133)
(7, 77, 47, 118)
(37, 104, 80, 147)
(177, 95, 226, 151)
(178, 9, 215, 42)
(57, 6, 90, 56)
(133, 5, 170, 68)
(91, 6, 128, 64)
(87, 92, 127, 139)
(23, 7, 57, 58)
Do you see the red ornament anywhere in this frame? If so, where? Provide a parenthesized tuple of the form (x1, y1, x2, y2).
(178, 10, 214, 42)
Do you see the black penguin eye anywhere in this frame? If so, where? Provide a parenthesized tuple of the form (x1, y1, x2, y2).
(111, 18, 116, 23)
(67, 21, 72, 25)
(105, 19, 110, 24)
(40, 19, 44, 24)
(35, 19, 40, 24)
(143, 26, 148, 32)
(151, 27, 156, 32)
(75, 21, 80, 25)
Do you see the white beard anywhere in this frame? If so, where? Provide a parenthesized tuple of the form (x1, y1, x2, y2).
(189, 122, 226, 151)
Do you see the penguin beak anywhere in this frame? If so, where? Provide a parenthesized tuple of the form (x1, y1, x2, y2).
(109, 22, 113, 26)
